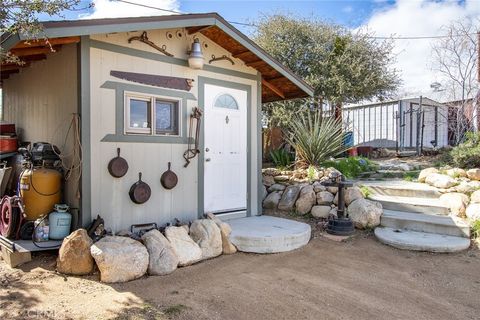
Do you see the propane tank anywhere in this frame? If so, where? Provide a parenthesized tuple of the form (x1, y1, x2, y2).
(48, 204, 71, 240)
(19, 167, 61, 221)
(34, 216, 49, 242)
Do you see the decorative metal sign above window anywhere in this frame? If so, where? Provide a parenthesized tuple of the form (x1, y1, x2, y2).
(128, 31, 173, 57)
(110, 70, 194, 91)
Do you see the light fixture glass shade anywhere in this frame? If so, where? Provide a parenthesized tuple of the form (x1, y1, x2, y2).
(188, 38, 204, 69)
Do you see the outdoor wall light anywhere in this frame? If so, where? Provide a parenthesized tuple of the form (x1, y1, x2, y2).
(188, 38, 204, 69)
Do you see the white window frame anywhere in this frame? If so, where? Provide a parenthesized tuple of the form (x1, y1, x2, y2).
(124, 91, 181, 137)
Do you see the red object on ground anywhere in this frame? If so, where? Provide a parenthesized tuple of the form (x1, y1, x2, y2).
(0, 137, 18, 154)
(0, 123, 16, 135)
(356, 146, 373, 157)
(347, 147, 358, 157)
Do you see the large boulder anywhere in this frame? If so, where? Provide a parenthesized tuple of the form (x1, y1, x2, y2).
(466, 203, 480, 221)
(439, 192, 469, 217)
(471, 190, 480, 204)
(56, 229, 93, 275)
(206, 213, 237, 254)
(295, 185, 316, 215)
(311, 205, 331, 219)
(467, 168, 480, 181)
(418, 167, 439, 183)
(189, 219, 223, 260)
(141, 229, 178, 276)
(90, 236, 149, 283)
(345, 187, 364, 206)
(165, 226, 202, 266)
(278, 185, 301, 211)
(347, 198, 383, 229)
(263, 192, 282, 209)
(317, 191, 334, 205)
(425, 173, 457, 189)
(446, 168, 467, 178)
(325, 167, 342, 179)
(455, 181, 480, 194)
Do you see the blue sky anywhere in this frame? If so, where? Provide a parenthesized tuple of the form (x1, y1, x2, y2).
(40, 0, 479, 97)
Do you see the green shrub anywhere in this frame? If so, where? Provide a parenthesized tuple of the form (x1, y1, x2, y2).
(403, 171, 419, 181)
(286, 111, 347, 167)
(270, 148, 294, 169)
(322, 156, 376, 178)
(472, 220, 480, 240)
(360, 186, 371, 198)
(450, 132, 480, 169)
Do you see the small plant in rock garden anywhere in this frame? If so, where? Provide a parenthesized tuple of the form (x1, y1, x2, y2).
(270, 148, 294, 169)
(359, 186, 371, 198)
(472, 220, 480, 240)
(403, 171, 419, 182)
(322, 156, 375, 178)
(307, 165, 317, 181)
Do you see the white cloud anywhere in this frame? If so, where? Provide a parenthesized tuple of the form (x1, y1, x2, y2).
(81, 0, 181, 19)
(343, 6, 353, 14)
(361, 0, 480, 98)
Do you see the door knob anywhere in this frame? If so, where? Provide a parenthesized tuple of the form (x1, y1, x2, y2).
(205, 158, 211, 162)
(205, 148, 210, 152)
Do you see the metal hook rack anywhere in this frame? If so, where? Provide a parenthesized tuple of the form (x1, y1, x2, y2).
(128, 31, 174, 57)
(209, 54, 235, 65)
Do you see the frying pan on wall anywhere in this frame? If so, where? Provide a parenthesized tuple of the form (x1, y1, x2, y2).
(160, 162, 178, 190)
(129, 172, 151, 204)
(108, 148, 128, 178)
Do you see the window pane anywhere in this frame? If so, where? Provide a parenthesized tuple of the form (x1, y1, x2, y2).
(155, 100, 178, 134)
(214, 94, 238, 110)
(130, 99, 151, 129)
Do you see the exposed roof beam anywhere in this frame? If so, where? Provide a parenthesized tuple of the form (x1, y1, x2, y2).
(262, 78, 285, 99)
(186, 25, 214, 35)
(232, 50, 252, 58)
(10, 45, 61, 57)
(1, 64, 28, 71)
(245, 60, 264, 67)
(12, 36, 80, 49)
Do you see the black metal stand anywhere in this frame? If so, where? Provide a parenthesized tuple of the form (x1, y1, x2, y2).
(323, 173, 355, 236)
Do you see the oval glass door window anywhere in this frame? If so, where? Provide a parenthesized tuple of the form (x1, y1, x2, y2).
(214, 94, 239, 110)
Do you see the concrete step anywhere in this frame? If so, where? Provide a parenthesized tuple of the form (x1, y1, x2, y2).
(368, 194, 449, 215)
(360, 180, 441, 198)
(381, 210, 470, 238)
(229, 216, 311, 253)
(374, 227, 470, 253)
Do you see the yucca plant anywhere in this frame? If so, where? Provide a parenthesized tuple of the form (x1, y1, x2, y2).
(286, 111, 348, 168)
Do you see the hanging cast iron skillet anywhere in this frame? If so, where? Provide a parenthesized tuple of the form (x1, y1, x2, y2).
(160, 162, 178, 190)
(129, 172, 151, 204)
(108, 148, 128, 178)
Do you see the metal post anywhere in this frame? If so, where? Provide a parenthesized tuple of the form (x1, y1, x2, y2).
(337, 175, 345, 219)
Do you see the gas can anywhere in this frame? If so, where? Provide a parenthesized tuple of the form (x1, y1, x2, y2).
(48, 204, 71, 240)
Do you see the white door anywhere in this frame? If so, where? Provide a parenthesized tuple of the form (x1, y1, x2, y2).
(204, 84, 247, 214)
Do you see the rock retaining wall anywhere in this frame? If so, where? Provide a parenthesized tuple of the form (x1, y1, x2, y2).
(262, 167, 383, 228)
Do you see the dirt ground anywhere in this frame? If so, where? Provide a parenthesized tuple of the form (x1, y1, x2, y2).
(1, 229, 479, 320)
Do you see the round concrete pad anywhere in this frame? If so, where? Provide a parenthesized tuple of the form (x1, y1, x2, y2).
(375, 227, 470, 253)
(229, 216, 311, 253)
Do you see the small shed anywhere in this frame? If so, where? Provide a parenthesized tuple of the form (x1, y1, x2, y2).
(0, 13, 313, 232)
(342, 97, 449, 150)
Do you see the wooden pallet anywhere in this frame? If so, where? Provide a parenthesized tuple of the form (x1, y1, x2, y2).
(0, 236, 62, 267)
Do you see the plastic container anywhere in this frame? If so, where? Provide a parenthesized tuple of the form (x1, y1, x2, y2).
(343, 131, 354, 148)
(34, 216, 49, 242)
(48, 204, 71, 240)
(20, 167, 61, 220)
